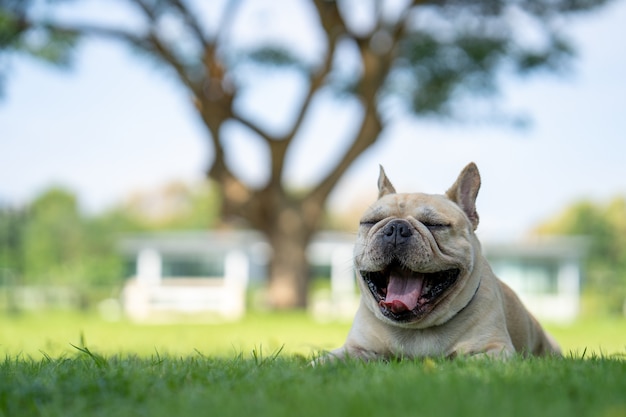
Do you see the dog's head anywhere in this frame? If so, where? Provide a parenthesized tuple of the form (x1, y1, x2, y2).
(354, 163, 483, 329)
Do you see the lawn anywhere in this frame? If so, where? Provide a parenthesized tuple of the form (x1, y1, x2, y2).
(0, 311, 351, 358)
(1, 311, 625, 358)
(2, 350, 625, 417)
(1, 312, 625, 417)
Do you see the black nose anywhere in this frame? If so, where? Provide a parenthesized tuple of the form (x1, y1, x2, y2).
(382, 219, 413, 245)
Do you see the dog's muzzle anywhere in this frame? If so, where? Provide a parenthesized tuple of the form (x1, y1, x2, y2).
(361, 263, 460, 322)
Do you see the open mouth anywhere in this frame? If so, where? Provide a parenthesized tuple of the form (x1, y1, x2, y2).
(361, 262, 460, 322)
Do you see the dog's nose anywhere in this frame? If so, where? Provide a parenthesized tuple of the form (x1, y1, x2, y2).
(383, 219, 413, 245)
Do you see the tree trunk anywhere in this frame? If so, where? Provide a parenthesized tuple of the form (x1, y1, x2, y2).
(265, 225, 311, 309)
(252, 198, 320, 309)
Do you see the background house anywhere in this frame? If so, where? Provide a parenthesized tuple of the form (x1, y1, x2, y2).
(120, 231, 267, 321)
(483, 236, 588, 323)
(120, 231, 586, 323)
(119, 230, 355, 322)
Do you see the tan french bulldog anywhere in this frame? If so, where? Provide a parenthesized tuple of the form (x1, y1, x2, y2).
(328, 163, 560, 360)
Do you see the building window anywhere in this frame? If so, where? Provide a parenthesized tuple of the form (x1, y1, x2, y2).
(490, 259, 559, 296)
(161, 255, 224, 278)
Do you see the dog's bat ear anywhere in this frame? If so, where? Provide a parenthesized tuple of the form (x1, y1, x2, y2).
(446, 162, 481, 230)
(378, 165, 396, 198)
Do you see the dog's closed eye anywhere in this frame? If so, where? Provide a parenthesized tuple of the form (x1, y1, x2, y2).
(359, 220, 379, 227)
(422, 221, 451, 229)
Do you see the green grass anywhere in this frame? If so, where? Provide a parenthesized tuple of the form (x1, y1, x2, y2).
(0, 311, 351, 357)
(1, 312, 625, 417)
(545, 317, 626, 356)
(1, 311, 625, 358)
(2, 353, 625, 417)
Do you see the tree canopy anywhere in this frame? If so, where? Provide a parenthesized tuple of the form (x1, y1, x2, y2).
(535, 197, 626, 315)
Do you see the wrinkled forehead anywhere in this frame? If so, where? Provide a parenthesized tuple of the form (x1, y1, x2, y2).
(365, 192, 463, 220)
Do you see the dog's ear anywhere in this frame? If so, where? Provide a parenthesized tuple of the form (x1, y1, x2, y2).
(378, 165, 396, 198)
(446, 162, 481, 230)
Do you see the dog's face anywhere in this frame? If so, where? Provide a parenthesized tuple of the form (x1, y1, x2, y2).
(354, 163, 483, 329)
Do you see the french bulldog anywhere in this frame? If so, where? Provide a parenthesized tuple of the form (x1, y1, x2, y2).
(328, 163, 560, 360)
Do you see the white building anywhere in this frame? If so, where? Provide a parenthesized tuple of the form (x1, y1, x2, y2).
(119, 230, 355, 322)
(484, 236, 587, 323)
(119, 231, 585, 323)
(120, 231, 263, 321)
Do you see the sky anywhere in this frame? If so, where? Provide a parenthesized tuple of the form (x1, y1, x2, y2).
(1, 0, 626, 241)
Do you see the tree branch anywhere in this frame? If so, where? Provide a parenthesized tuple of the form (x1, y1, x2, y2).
(236, 0, 348, 188)
(308, 102, 383, 206)
(305, 2, 414, 205)
(312, 0, 348, 38)
(169, 0, 210, 49)
(202, 118, 252, 220)
(261, 5, 342, 184)
(146, 32, 204, 95)
(36, 21, 201, 96)
(128, 0, 159, 21)
(281, 25, 338, 145)
(231, 113, 274, 144)
(214, 0, 244, 45)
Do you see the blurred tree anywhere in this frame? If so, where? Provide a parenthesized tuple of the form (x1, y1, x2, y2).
(0, 0, 612, 308)
(0, 0, 78, 94)
(22, 188, 89, 285)
(118, 180, 221, 231)
(18, 188, 123, 294)
(0, 205, 27, 283)
(0, 181, 220, 297)
(535, 197, 626, 315)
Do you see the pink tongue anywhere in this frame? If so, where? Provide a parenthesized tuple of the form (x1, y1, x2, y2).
(379, 269, 424, 313)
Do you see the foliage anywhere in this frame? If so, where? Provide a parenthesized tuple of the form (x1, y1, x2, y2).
(0, 182, 221, 299)
(0, 204, 27, 281)
(21, 188, 99, 286)
(116, 180, 221, 231)
(535, 197, 626, 315)
(0, 0, 78, 94)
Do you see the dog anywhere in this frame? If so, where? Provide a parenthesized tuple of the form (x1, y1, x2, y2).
(327, 163, 560, 360)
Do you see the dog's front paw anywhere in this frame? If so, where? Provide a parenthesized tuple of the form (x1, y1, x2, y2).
(450, 341, 515, 360)
(312, 346, 387, 365)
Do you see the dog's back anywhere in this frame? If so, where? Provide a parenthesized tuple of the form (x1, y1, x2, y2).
(498, 280, 561, 356)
